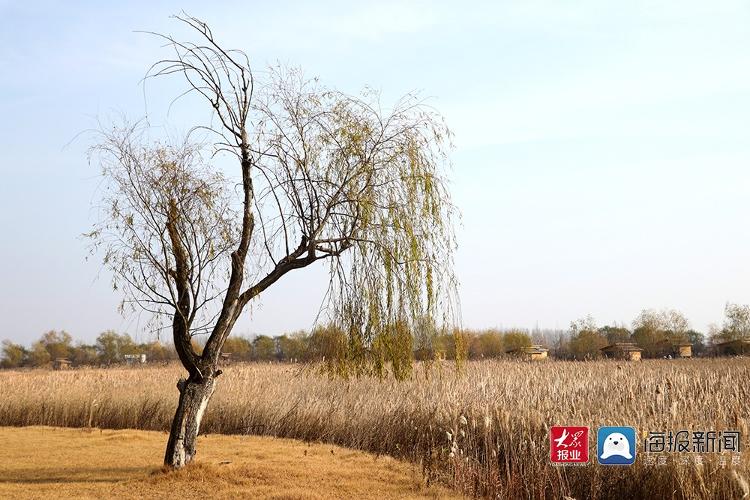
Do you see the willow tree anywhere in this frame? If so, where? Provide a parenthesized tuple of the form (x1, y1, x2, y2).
(88, 15, 457, 468)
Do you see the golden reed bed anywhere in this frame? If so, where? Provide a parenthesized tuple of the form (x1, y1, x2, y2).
(1, 358, 748, 499)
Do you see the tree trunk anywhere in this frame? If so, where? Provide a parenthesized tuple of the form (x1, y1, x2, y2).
(164, 374, 217, 468)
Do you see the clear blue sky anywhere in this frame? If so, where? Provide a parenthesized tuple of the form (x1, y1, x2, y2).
(1, 1, 749, 344)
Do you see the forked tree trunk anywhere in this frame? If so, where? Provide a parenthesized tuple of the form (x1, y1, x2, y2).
(164, 374, 217, 468)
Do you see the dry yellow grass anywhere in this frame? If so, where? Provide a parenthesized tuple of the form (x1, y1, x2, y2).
(0, 426, 460, 499)
(1, 358, 749, 498)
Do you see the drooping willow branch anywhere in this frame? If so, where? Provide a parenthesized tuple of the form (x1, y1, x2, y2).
(89, 14, 459, 380)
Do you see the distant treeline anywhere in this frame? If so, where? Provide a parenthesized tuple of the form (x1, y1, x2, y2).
(2, 303, 749, 369)
(0, 330, 177, 369)
(487, 303, 749, 360)
(0, 326, 533, 369)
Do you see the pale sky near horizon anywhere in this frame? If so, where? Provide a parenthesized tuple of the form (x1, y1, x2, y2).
(1, 1, 749, 344)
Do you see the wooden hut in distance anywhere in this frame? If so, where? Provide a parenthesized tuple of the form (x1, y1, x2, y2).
(714, 339, 750, 356)
(53, 358, 71, 370)
(656, 340, 693, 358)
(600, 342, 643, 361)
(506, 345, 549, 361)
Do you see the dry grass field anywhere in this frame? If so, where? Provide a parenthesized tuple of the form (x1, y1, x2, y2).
(1, 359, 749, 499)
(0, 426, 458, 499)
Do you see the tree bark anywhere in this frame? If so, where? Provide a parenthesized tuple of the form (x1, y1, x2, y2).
(164, 374, 217, 468)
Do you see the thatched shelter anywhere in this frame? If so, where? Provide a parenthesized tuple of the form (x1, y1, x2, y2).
(714, 339, 750, 356)
(506, 345, 549, 361)
(656, 340, 693, 358)
(52, 358, 71, 370)
(600, 343, 642, 361)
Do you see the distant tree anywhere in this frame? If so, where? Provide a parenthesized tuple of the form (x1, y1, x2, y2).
(28, 341, 51, 367)
(534, 328, 566, 349)
(685, 330, 706, 355)
(435, 332, 452, 359)
(1, 340, 27, 368)
(503, 330, 532, 352)
(662, 309, 690, 344)
(598, 325, 631, 344)
(432, 328, 468, 361)
(712, 303, 750, 344)
(308, 324, 347, 362)
(95, 330, 135, 364)
(276, 333, 306, 362)
(569, 316, 607, 359)
(370, 320, 416, 379)
(570, 331, 608, 359)
(469, 330, 504, 359)
(142, 341, 178, 362)
(40, 330, 73, 360)
(95, 331, 118, 363)
(412, 316, 439, 361)
(552, 332, 572, 359)
(121, 340, 141, 357)
(252, 335, 276, 361)
(222, 336, 253, 361)
(632, 330, 661, 357)
(467, 332, 483, 359)
(70, 344, 99, 366)
(632, 309, 690, 357)
(570, 316, 597, 334)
